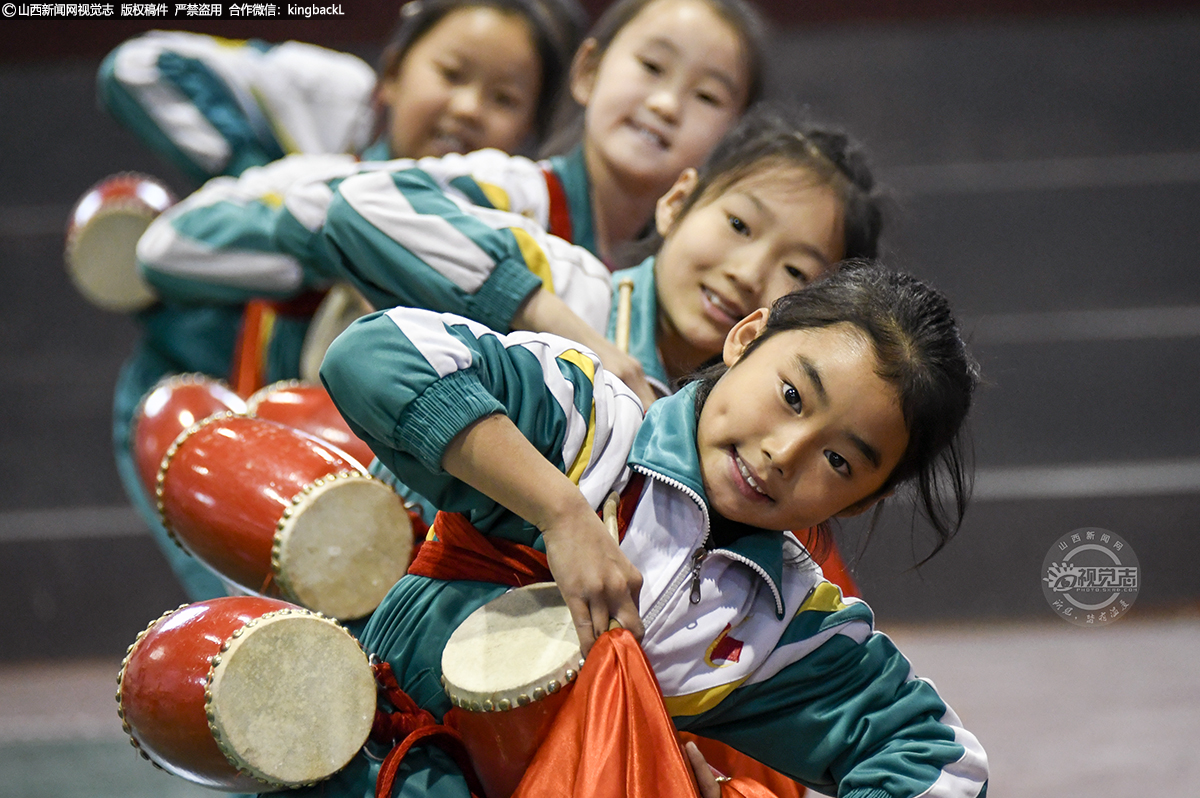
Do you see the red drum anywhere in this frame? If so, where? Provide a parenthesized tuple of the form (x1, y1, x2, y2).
(157, 414, 412, 620)
(246, 379, 377, 469)
(117, 596, 376, 792)
(442, 583, 584, 798)
(132, 373, 247, 498)
(65, 172, 175, 312)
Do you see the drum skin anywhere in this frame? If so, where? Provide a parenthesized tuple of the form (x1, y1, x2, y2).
(132, 374, 246, 498)
(158, 414, 412, 619)
(158, 415, 361, 593)
(117, 596, 299, 790)
(64, 172, 175, 312)
(246, 380, 377, 469)
(117, 596, 376, 792)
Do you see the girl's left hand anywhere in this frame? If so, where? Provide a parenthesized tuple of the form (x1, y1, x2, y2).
(685, 741, 726, 798)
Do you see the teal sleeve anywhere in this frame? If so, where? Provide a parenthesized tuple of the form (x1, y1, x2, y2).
(678, 624, 987, 797)
(140, 197, 326, 306)
(97, 41, 281, 184)
(319, 309, 586, 541)
(317, 168, 543, 332)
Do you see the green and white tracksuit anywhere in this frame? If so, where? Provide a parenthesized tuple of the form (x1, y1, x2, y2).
(98, 30, 377, 186)
(303, 306, 988, 798)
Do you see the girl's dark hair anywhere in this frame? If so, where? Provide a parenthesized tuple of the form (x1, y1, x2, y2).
(666, 103, 885, 261)
(540, 0, 769, 157)
(691, 261, 980, 564)
(375, 0, 589, 145)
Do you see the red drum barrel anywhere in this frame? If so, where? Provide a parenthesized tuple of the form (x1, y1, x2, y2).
(132, 373, 247, 498)
(441, 583, 584, 798)
(246, 379, 377, 469)
(157, 415, 412, 620)
(117, 596, 376, 792)
(65, 172, 175, 312)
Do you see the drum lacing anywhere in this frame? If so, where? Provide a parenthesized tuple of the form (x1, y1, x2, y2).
(369, 659, 488, 798)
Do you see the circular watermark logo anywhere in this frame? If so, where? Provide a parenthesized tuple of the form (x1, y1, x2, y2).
(1042, 527, 1139, 626)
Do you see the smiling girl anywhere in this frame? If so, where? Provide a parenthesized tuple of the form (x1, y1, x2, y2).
(309, 261, 986, 798)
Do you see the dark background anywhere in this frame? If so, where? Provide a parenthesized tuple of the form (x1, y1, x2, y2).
(3, 0, 1199, 660)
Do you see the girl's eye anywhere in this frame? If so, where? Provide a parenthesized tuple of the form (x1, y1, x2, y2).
(728, 215, 749, 236)
(825, 451, 851, 476)
(639, 57, 663, 76)
(696, 90, 721, 107)
(784, 265, 809, 285)
(493, 91, 520, 109)
(438, 64, 465, 83)
(782, 383, 802, 412)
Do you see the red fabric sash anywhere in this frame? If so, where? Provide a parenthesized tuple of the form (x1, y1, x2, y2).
(407, 474, 645, 586)
(370, 660, 487, 798)
(229, 291, 328, 397)
(541, 167, 573, 244)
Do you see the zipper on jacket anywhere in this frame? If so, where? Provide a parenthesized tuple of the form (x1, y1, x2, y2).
(688, 548, 708, 604)
(630, 464, 710, 629)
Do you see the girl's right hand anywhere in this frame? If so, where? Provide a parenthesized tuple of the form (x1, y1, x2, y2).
(541, 507, 644, 657)
(586, 337, 659, 410)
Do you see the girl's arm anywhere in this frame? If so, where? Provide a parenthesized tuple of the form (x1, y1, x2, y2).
(99, 31, 375, 184)
(320, 306, 647, 652)
(136, 153, 361, 306)
(442, 413, 644, 653)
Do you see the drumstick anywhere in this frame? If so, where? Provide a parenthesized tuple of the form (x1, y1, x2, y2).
(606, 278, 634, 632)
(602, 491, 624, 631)
(615, 277, 634, 354)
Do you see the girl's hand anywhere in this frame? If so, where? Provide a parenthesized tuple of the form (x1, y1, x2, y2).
(685, 741, 726, 798)
(541, 506, 644, 657)
(441, 413, 643, 656)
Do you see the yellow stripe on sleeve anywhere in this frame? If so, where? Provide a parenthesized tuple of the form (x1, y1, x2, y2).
(477, 181, 511, 212)
(509, 227, 555, 294)
(557, 349, 596, 485)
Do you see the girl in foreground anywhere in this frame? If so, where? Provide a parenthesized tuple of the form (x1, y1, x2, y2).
(311, 262, 988, 797)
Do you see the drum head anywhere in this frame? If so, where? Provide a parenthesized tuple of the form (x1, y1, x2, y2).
(207, 611, 376, 787)
(442, 583, 583, 711)
(276, 474, 413, 620)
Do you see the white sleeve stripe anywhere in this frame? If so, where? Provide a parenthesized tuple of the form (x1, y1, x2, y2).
(339, 172, 495, 293)
(137, 223, 304, 292)
(384, 308, 475, 378)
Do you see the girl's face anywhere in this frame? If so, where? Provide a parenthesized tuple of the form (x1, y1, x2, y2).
(379, 7, 542, 159)
(697, 314, 909, 532)
(571, 0, 749, 195)
(654, 166, 846, 373)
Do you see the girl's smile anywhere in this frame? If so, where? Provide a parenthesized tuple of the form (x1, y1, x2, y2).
(654, 166, 847, 380)
(379, 6, 542, 159)
(697, 313, 909, 532)
(571, 0, 750, 193)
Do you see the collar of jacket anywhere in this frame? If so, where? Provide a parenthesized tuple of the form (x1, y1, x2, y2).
(545, 145, 595, 257)
(628, 382, 788, 618)
(607, 256, 670, 394)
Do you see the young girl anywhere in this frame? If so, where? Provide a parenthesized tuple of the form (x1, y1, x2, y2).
(108, 0, 584, 602)
(306, 262, 987, 797)
(98, 0, 584, 185)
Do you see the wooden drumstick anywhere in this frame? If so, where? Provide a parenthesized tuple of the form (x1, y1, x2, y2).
(615, 277, 634, 354)
(602, 491, 624, 631)
(606, 278, 634, 632)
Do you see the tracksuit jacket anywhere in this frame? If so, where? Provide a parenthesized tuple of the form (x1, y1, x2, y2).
(307, 305, 989, 798)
